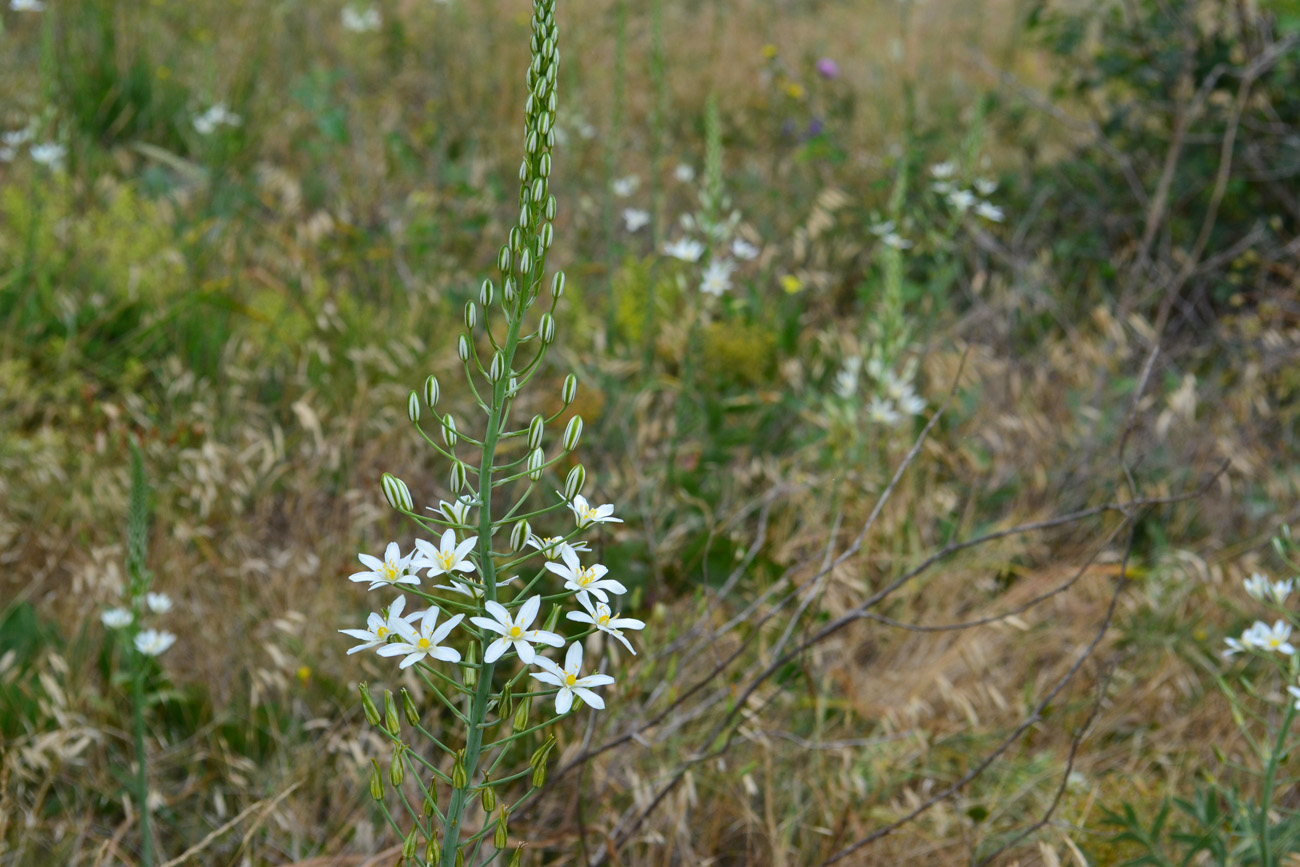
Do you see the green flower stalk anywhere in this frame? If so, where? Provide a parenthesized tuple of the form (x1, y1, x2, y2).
(338, 2, 647, 864)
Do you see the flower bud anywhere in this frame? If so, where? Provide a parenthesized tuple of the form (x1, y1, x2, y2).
(400, 688, 420, 727)
(518, 159, 529, 182)
(509, 226, 523, 252)
(463, 644, 477, 688)
(539, 222, 553, 250)
(382, 473, 413, 512)
(563, 464, 585, 500)
(527, 415, 545, 450)
(551, 271, 565, 300)
(547, 89, 557, 112)
(424, 375, 440, 408)
(423, 781, 438, 817)
(407, 391, 421, 423)
(442, 414, 458, 447)
(546, 128, 556, 148)
(488, 352, 506, 382)
(498, 245, 512, 275)
(509, 844, 524, 867)
(545, 194, 556, 221)
(456, 848, 465, 867)
(452, 750, 468, 790)
(426, 837, 440, 864)
(526, 131, 539, 154)
(450, 460, 468, 492)
(531, 177, 546, 202)
(525, 91, 536, 114)
(563, 415, 583, 451)
(480, 280, 495, 307)
(494, 809, 509, 849)
(390, 744, 405, 787)
(518, 203, 531, 228)
(538, 313, 555, 345)
(519, 248, 533, 275)
(527, 448, 544, 481)
(504, 278, 518, 303)
(359, 682, 381, 727)
(464, 301, 477, 330)
(510, 519, 531, 552)
(538, 113, 551, 136)
(402, 826, 418, 860)
(457, 334, 470, 362)
(384, 689, 400, 736)
(530, 734, 555, 770)
(480, 779, 496, 812)
(511, 693, 531, 733)
(543, 603, 562, 633)
(369, 758, 384, 801)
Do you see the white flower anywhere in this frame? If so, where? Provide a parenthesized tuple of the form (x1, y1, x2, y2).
(11, 0, 44, 10)
(1244, 573, 1271, 601)
(577, 119, 598, 140)
(1223, 636, 1246, 658)
(0, 146, 15, 163)
(29, 143, 65, 168)
(1245, 620, 1294, 655)
(567, 494, 623, 529)
(663, 237, 705, 262)
(2, 128, 33, 161)
(867, 396, 901, 427)
(349, 541, 420, 591)
(434, 495, 476, 527)
(193, 104, 242, 135)
(833, 357, 861, 399)
(930, 161, 956, 180)
(339, 595, 419, 654)
(567, 592, 645, 654)
(377, 605, 464, 669)
(1268, 578, 1295, 604)
(134, 629, 177, 657)
(528, 536, 590, 561)
(1289, 682, 1300, 711)
(145, 592, 172, 614)
(612, 175, 640, 197)
(544, 545, 627, 603)
(869, 220, 895, 237)
(341, 4, 381, 32)
(101, 608, 133, 629)
(530, 641, 615, 714)
(413, 530, 478, 579)
(947, 189, 976, 212)
(897, 388, 926, 416)
(622, 208, 651, 232)
(975, 201, 1004, 222)
(674, 163, 696, 183)
(881, 233, 912, 250)
(471, 596, 564, 664)
(974, 177, 998, 196)
(930, 181, 953, 195)
(700, 258, 736, 296)
(731, 238, 760, 261)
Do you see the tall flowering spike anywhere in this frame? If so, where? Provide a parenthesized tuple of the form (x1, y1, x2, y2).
(382, 473, 413, 512)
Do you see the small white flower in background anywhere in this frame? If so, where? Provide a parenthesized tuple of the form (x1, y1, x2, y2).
(377, 605, 464, 669)
(974, 177, 998, 196)
(567, 494, 623, 528)
(700, 258, 736, 296)
(881, 232, 912, 251)
(435, 495, 475, 527)
(663, 237, 705, 262)
(674, 163, 696, 183)
(471, 596, 564, 664)
(1289, 681, 1300, 711)
(528, 536, 589, 561)
(339, 594, 419, 654)
(897, 388, 926, 416)
(29, 143, 65, 169)
(102, 608, 133, 629)
(11, 0, 44, 11)
(1267, 578, 1295, 604)
(975, 201, 1005, 223)
(867, 396, 901, 427)
(577, 119, 598, 139)
(931, 180, 953, 195)
(341, 3, 381, 32)
(413, 530, 478, 579)
(544, 545, 627, 602)
(611, 175, 640, 197)
(567, 592, 645, 654)
(1223, 635, 1246, 658)
(947, 189, 976, 212)
(529, 641, 615, 714)
(622, 208, 651, 232)
(134, 629, 177, 657)
(881, 369, 909, 401)
(1244, 573, 1271, 601)
(193, 104, 242, 135)
(1247, 620, 1294, 655)
(869, 220, 895, 237)
(834, 357, 861, 399)
(145, 592, 172, 614)
(1, 129, 32, 161)
(930, 161, 956, 180)
(731, 238, 760, 261)
(866, 357, 887, 380)
(349, 541, 420, 591)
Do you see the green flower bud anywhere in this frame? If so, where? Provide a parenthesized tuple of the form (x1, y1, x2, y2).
(512, 693, 531, 733)
(563, 415, 583, 451)
(456, 847, 465, 867)
(504, 277, 518, 303)
(384, 689, 400, 736)
(452, 749, 468, 790)
(518, 202, 531, 228)
(510, 519, 531, 552)
(545, 194, 556, 221)
(425, 836, 441, 864)
(480, 279, 496, 306)
(527, 415, 545, 450)
(369, 758, 384, 801)
(401, 688, 420, 727)
(450, 460, 467, 492)
(442, 414, 459, 447)
(527, 448, 544, 481)
(488, 352, 506, 382)
(551, 270, 565, 299)
(382, 473, 413, 512)
(509, 844, 524, 867)
(481, 778, 496, 812)
(457, 334, 470, 362)
(463, 644, 477, 689)
(529, 734, 555, 770)
(424, 375, 440, 408)
(464, 301, 477, 330)
(359, 682, 381, 727)
(390, 744, 405, 787)
(402, 826, 418, 859)
(498, 245, 512, 274)
(519, 248, 532, 275)
(518, 159, 528, 182)
(509, 226, 523, 252)
(407, 391, 421, 423)
(531, 177, 546, 202)
(495, 809, 509, 849)
(538, 313, 555, 345)
(539, 222, 554, 250)
(526, 131, 539, 154)
(423, 782, 437, 817)
(563, 464, 585, 500)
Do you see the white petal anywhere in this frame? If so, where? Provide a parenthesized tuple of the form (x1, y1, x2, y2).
(555, 688, 574, 714)
(483, 637, 509, 663)
(565, 641, 583, 671)
(530, 670, 564, 687)
(518, 595, 541, 627)
(572, 687, 605, 709)
(483, 600, 512, 625)
(471, 616, 508, 635)
(516, 641, 535, 665)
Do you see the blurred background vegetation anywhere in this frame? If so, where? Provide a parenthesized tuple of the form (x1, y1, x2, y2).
(2, 0, 1300, 864)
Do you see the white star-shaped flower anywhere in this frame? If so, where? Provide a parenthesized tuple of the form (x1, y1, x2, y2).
(1244, 573, 1270, 600)
(527, 536, 590, 561)
(930, 161, 956, 180)
(349, 542, 420, 591)
(145, 592, 172, 614)
(339, 595, 419, 655)
(413, 530, 478, 579)
(134, 629, 177, 657)
(566, 592, 645, 654)
(975, 201, 1004, 222)
(530, 641, 615, 714)
(567, 494, 623, 529)
(974, 178, 998, 196)
(947, 189, 976, 212)
(433, 495, 475, 527)
(101, 608, 133, 629)
(1245, 620, 1294, 655)
(470, 596, 564, 664)
(731, 238, 760, 261)
(867, 396, 901, 427)
(663, 237, 705, 262)
(623, 208, 651, 232)
(700, 258, 736, 296)
(612, 175, 640, 197)
(434, 575, 516, 599)
(377, 605, 464, 669)
(544, 545, 627, 603)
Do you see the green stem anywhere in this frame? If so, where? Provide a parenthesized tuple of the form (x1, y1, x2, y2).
(131, 643, 154, 867)
(1259, 698, 1296, 867)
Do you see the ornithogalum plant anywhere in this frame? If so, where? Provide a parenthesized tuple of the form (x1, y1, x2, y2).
(339, 2, 645, 865)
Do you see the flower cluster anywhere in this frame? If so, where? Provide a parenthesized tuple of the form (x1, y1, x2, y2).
(102, 592, 177, 657)
(193, 103, 242, 136)
(832, 354, 926, 428)
(1224, 568, 1300, 708)
(930, 162, 1004, 223)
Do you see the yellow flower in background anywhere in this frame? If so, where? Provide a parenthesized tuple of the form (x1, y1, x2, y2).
(297, 666, 311, 684)
(780, 274, 804, 294)
(761, 44, 779, 60)
(783, 82, 805, 100)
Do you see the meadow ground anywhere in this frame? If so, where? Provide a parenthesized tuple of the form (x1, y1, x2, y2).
(3, 0, 1300, 865)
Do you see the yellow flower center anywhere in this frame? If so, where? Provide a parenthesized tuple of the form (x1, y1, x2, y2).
(383, 563, 399, 581)
(439, 552, 454, 570)
(418, 638, 430, 650)
(580, 506, 597, 521)
(377, 626, 388, 638)
(577, 569, 595, 586)
(508, 626, 523, 640)
(564, 673, 577, 688)
(597, 613, 609, 627)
